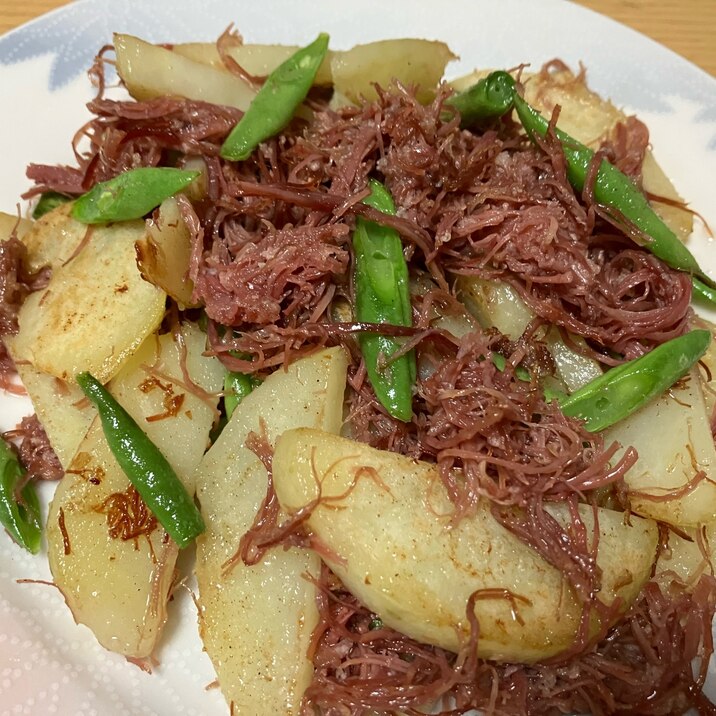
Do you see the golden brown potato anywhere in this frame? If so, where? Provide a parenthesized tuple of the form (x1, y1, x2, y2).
(195, 347, 348, 715)
(136, 197, 198, 308)
(11, 212, 166, 383)
(331, 39, 455, 103)
(173, 41, 334, 86)
(456, 276, 603, 391)
(273, 428, 658, 663)
(606, 367, 716, 527)
(114, 33, 257, 109)
(47, 324, 223, 658)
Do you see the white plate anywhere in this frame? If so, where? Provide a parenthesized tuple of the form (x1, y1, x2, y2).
(0, 1, 715, 714)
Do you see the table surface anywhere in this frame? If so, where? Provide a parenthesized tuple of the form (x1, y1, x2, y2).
(0, 0, 714, 77)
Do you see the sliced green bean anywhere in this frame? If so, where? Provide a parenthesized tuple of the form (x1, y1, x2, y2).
(224, 372, 260, 419)
(0, 436, 41, 554)
(76, 372, 204, 549)
(446, 71, 516, 127)
(71, 167, 199, 224)
(221, 33, 330, 161)
(354, 180, 416, 422)
(32, 191, 71, 219)
(513, 95, 715, 300)
(559, 329, 710, 432)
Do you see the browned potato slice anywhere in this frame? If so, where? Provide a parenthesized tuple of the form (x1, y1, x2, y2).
(606, 367, 716, 527)
(12, 203, 85, 272)
(11, 212, 166, 383)
(456, 276, 602, 391)
(273, 428, 658, 663)
(114, 33, 257, 109)
(4, 344, 93, 469)
(0, 211, 32, 245)
(136, 197, 198, 308)
(173, 41, 334, 85)
(47, 324, 223, 658)
(332, 39, 455, 104)
(195, 347, 347, 715)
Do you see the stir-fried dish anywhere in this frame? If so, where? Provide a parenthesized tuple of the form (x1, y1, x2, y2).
(1, 27, 716, 716)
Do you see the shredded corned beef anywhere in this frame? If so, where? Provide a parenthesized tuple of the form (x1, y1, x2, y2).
(306, 566, 716, 716)
(16, 47, 712, 715)
(4, 415, 63, 482)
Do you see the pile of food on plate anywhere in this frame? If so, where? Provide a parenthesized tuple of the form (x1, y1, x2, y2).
(0, 26, 715, 716)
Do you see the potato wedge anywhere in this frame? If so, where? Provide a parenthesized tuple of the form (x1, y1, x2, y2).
(655, 526, 714, 587)
(115, 33, 257, 109)
(273, 428, 657, 663)
(11, 203, 85, 273)
(4, 340, 93, 469)
(11, 213, 166, 383)
(173, 42, 334, 86)
(0, 211, 32, 245)
(47, 324, 223, 658)
(605, 368, 716, 526)
(332, 39, 455, 104)
(195, 347, 347, 715)
(136, 197, 198, 308)
(456, 276, 602, 391)
(695, 315, 716, 422)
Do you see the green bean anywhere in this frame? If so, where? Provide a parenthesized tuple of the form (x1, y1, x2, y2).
(220, 33, 330, 161)
(446, 71, 516, 127)
(0, 436, 41, 554)
(513, 95, 716, 301)
(692, 277, 716, 306)
(71, 167, 199, 224)
(32, 191, 71, 219)
(76, 372, 204, 548)
(224, 372, 260, 419)
(559, 329, 710, 432)
(354, 180, 416, 422)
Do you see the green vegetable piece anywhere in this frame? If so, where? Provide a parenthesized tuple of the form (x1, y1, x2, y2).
(0, 437, 42, 554)
(220, 33, 330, 161)
(559, 329, 710, 432)
(491, 352, 530, 381)
(32, 191, 71, 219)
(446, 71, 516, 127)
(71, 167, 199, 225)
(76, 372, 205, 548)
(692, 277, 716, 305)
(513, 94, 715, 301)
(224, 372, 260, 419)
(354, 179, 416, 422)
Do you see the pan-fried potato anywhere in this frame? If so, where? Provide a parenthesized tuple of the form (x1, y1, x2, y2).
(331, 39, 455, 104)
(273, 428, 658, 663)
(114, 33, 257, 109)
(12, 203, 85, 273)
(655, 525, 714, 586)
(605, 368, 716, 526)
(11, 212, 166, 383)
(0, 211, 32, 245)
(173, 42, 334, 86)
(138, 35, 454, 108)
(456, 276, 602, 391)
(136, 197, 198, 308)
(47, 324, 223, 658)
(195, 347, 347, 715)
(4, 344, 93, 469)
